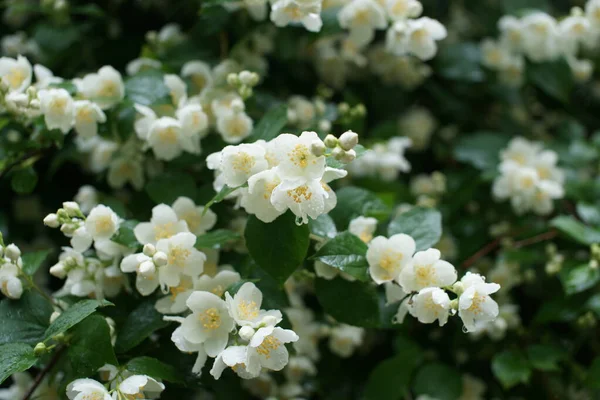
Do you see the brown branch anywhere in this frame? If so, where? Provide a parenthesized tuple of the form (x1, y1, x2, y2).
(461, 238, 502, 269)
(22, 346, 65, 400)
(513, 229, 558, 249)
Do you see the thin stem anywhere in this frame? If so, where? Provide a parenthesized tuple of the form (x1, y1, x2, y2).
(461, 238, 501, 268)
(513, 229, 558, 249)
(22, 346, 65, 400)
(22, 274, 59, 309)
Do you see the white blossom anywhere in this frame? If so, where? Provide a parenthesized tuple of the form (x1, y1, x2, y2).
(78, 66, 125, 109)
(366, 234, 415, 284)
(0, 55, 31, 93)
(328, 324, 364, 357)
(386, 17, 447, 60)
(338, 0, 387, 46)
(398, 248, 457, 292)
(458, 272, 501, 332)
(66, 379, 111, 400)
(270, 0, 323, 33)
(38, 88, 75, 133)
(85, 205, 120, 241)
(134, 204, 190, 245)
(73, 100, 106, 138)
(118, 375, 165, 399)
(408, 287, 451, 326)
(225, 282, 283, 328)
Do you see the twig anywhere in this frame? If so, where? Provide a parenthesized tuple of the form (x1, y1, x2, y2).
(22, 346, 65, 400)
(461, 238, 502, 268)
(513, 229, 558, 249)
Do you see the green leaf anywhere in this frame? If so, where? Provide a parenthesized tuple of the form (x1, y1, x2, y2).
(551, 215, 600, 245)
(413, 363, 462, 400)
(0, 291, 53, 345)
(248, 104, 288, 142)
(125, 71, 171, 105)
(492, 350, 532, 389)
(203, 184, 245, 210)
(526, 344, 566, 371)
(126, 357, 183, 383)
(0, 343, 37, 384)
(577, 202, 600, 226)
(11, 167, 38, 194)
(315, 278, 380, 327)
(33, 23, 79, 52)
(559, 263, 600, 295)
(504, 0, 549, 14)
(116, 301, 170, 353)
(311, 231, 369, 281)
(388, 207, 442, 251)
(145, 173, 197, 205)
(309, 214, 337, 239)
(364, 342, 422, 400)
(44, 299, 112, 340)
(454, 132, 510, 172)
(68, 315, 118, 377)
(21, 250, 51, 276)
(435, 43, 485, 82)
(329, 186, 390, 228)
(111, 220, 141, 249)
(245, 213, 310, 284)
(195, 229, 240, 249)
(587, 357, 600, 389)
(528, 59, 573, 103)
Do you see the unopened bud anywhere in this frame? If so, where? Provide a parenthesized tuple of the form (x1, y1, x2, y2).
(227, 73, 239, 86)
(239, 326, 255, 341)
(43, 213, 60, 228)
(339, 130, 359, 150)
(239, 85, 253, 99)
(332, 146, 344, 161)
(0, 276, 22, 299)
(231, 98, 245, 113)
(138, 260, 156, 277)
(238, 70, 258, 86)
(5, 244, 21, 261)
(153, 252, 168, 267)
(310, 140, 326, 156)
(34, 342, 48, 356)
(50, 311, 61, 324)
(260, 315, 278, 327)
(451, 282, 464, 296)
(49, 262, 67, 278)
(353, 104, 366, 117)
(338, 102, 350, 114)
(62, 202, 81, 217)
(60, 223, 77, 236)
(339, 149, 356, 163)
(143, 243, 156, 257)
(324, 134, 338, 148)
(56, 209, 69, 220)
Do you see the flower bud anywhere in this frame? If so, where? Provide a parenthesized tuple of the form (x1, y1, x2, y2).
(239, 326, 255, 341)
(324, 134, 338, 148)
(287, 109, 298, 124)
(260, 315, 278, 327)
(153, 251, 168, 267)
(231, 98, 245, 113)
(60, 223, 77, 236)
(43, 213, 60, 228)
(50, 311, 61, 324)
(238, 70, 257, 86)
(138, 260, 156, 277)
(339, 130, 359, 150)
(239, 85, 253, 99)
(227, 73, 239, 86)
(339, 149, 356, 163)
(143, 243, 157, 257)
(62, 201, 81, 217)
(451, 281, 464, 296)
(4, 243, 21, 261)
(310, 140, 326, 157)
(332, 146, 344, 161)
(49, 262, 67, 278)
(34, 342, 48, 356)
(1, 276, 22, 299)
(56, 209, 69, 220)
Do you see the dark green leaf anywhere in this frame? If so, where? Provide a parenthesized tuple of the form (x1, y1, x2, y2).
(146, 173, 197, 205)
(388, 207, 442, 251)
(0, 291, 53, 345)
(248, 104, 288, 142)
(195, 6, 230, 37)
(559, 264, 599, 295)
(309, 214, 337, 239)
(111, 220, 141, 250)
(11, 167, 38, 194)
(203, 184, 244, 210)
(126, 356, 183, 383)
(68, 315, 118, 377)
(435, 43, 485, 82)
(454, 132, 510, 172)
(329, 186, 390, 228)
(315, 278, 380, 327)
(195, 229, 240, 249)
(116, 301, 170, 353)
(21, 250, 51, 276)
(492, 350, 532, 389)
(0, 343, 37, 384)
(528, 60, 573, 103)
(311, 231, 369, 281)
(526, 344, 566, 371)
(44, 299, 112, 340)
(245, 212, 310, 284)
(587, 357, 600, 389)
(33, 23, 79, 52)
(551, 215, 600, 245)
(413, 363, 462, 400)
(577, 203, 600, 226)
(125, 71, 171, 106)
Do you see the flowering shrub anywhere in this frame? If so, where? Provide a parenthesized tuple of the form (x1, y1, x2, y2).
(0, 0, 599, 399)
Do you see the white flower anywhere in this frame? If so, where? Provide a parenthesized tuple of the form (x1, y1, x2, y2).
(385, 0, 422, 21)
(88, 138, 118, 173)
(147, 117, 185, 161)
(170, 326, 208, 376)
(480, 38, 514, 69)
(0, 55, 32, 93)
(33, 64, 63, 89)
(398, 248, 457, 292)
(134, 204, 190, 245)
(133, 104, 157, 140)
(270, 178, 335, 224)
(182, 60, 213, 93)
(164, 74, 187, 106)
(107, 155, 145, 191)
(0, 264, 22, 299)
(348, 216, 377, 243)
(73, 100, 106, 138)
(500, 137, 541, 166)
(408, 287, 451, 326)
(241, 169, 285, 223)
(216, 111, 254, 144)
(210, 345, 260, 380)
(194, 269, 241, 297)
(520, 12, 559, 62)
(155, 276, 195, 313)
(66, 379, 112, 400)
(458, 272, 501, 332)
(498, 15, 524, 51)
(176, 103, 209, 148)
(225, 282, 283, 328)
(247, 326, 299, 372)
(398, 107, 436, 151)
(120, 253, 160, 296)
(74, 185, 98, 214)
(386, 17, 447, 60)
(71, 226, 93, 253)
(366, 234, 415, 284)
(155, 232, 206, 289)
(287, 96, 316, 128)
(125, 57, 162, 75)
(171, 197, 217, 236)
(85, 205, 120, 241)
(181, 291, 235, 356)
(272, 131, 326, 182)
(78, 66, 125, 109)
(458, 374, 486, 400)
(328, 324, 364, 357)
(219, 143, 269, 187)
(118, 375, 165, 399)
(338, 0, 387, 46)
(38, 88, 75, 134)
(558, 11, 590, 56)
(270, 0, 323, 33)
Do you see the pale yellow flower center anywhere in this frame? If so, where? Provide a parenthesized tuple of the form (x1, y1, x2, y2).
(232, 152, 256, 174)
(168, 246, 191, 267)
(238, 300, 259, 319)
(288, 144, 312, 168)
(94, 215, 115, 235)
(154, 222, 176, 240)
(286, 185, 313, 203)
(158, 127, 178, 144)
(256, 335, 281, 359)
(199, 307, 221, 329)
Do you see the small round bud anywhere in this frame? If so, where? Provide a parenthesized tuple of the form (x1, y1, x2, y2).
(34, 342, 48, 356)
(60, 223, 77, 236)
(138, 260, 156, 277)
(239, 326, 256, 341)
(227, 73, 239, 86)
(153, 251, 168, 267)
(50, 311, 61, 324)
(0, 277, 22, 299)
(238, 71, 257, 86)
(339, 130, 359, 151)
(332, 146, 344, 161)
(4, 244, 21, 261)
(261, 315, 278, 326)
(29, 99, 40, 108)
(353, 104, 366, 117)
(56, 209, 69, 220)
(318, 119, 331, 133)
(324, 134, 338, 148)
(143, 243, 157, 257)
(310, 140, 326, 157)
(49, 262, 67, 278)
(451, 281, 464, 296)
(287, 109, 298, 123)
(339, 149, 356, 163)
(338, 102, 350, 114)
(239, 85, 253, 99)
(230, 98, 245, 113)
(62, 202, 81, 217)
(43, 213, 60, 228)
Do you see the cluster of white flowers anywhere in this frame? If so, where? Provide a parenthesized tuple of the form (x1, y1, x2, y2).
(0, 241, 23, 299)
(410, 171, 446, 206)
(368, 44, 432, 88)
(207, 130, 360, 224)
(67, 374, 164, 400)
(367, 233, 500, 332)
(346, 136, 411, 181)
(165, 282, 299, 380)
(481, 2, 600, 85)
(492, 136, 564, 215)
